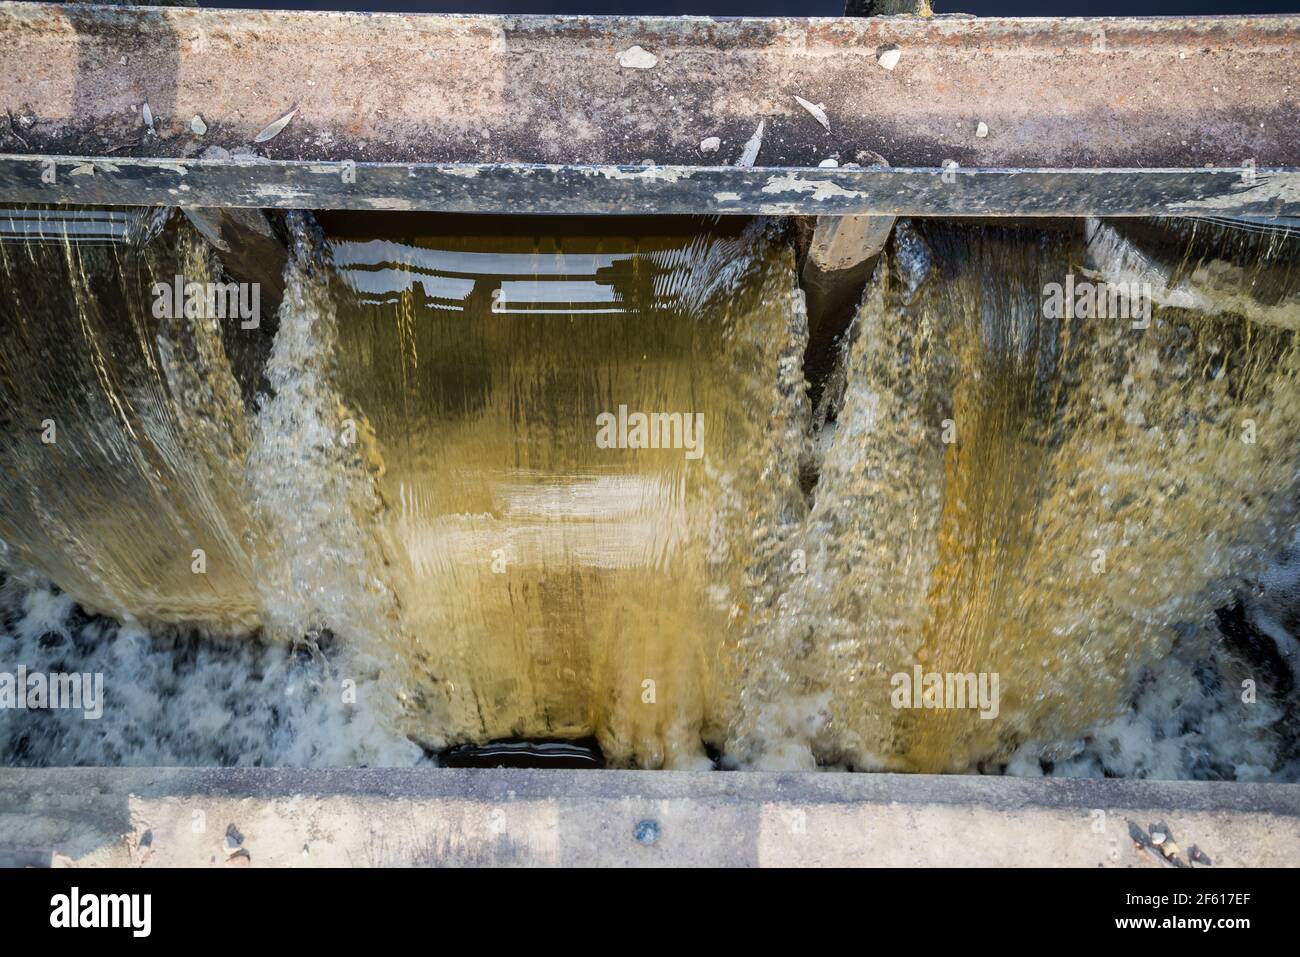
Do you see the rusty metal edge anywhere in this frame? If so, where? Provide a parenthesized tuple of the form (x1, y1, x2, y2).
(3, 156, 1298, 216)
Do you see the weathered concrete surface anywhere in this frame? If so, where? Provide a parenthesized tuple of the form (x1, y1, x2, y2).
(2, 5, 1297, 169)
(0, 768, 1295, 867)
(0, 6, 1297, 216)
(806, 213, 896, 275)
(4, 159, 1296, 217)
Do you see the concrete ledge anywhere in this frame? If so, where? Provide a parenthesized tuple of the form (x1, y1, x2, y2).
(1, 768, 1296, 867)
(4, 6, 1298, 169)
(1, 6, 1298, 215)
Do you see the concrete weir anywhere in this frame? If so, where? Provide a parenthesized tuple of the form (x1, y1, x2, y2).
(1, 5, 1299, 871)
(0, 768, 1296, 867)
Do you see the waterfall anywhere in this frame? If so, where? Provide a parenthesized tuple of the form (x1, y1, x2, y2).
(2, 207, 1297, 776)
(732, 220, 1300, 772)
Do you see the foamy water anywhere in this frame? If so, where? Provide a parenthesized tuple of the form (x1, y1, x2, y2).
(0, 573, 422, 767)
(3, 561, 1294, 778)
(1, 209, 1297, 778)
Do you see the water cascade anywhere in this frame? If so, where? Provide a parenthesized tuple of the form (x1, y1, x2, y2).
(2, 207, 1297, 775)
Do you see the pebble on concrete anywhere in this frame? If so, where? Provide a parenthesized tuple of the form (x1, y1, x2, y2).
(617, 45, 658, 69)
(633, 819, 660, 846)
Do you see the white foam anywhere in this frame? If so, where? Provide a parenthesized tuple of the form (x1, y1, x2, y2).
(0, 577, 423, 767)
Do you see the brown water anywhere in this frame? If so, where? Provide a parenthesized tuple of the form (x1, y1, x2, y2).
(730, 221, 1300, 771)
(323, 216, 809, 765)
(0, 209, 265, 631)
(1, 207, 1297, 772)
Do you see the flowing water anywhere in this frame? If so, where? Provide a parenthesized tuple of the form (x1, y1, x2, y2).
(323, 214, 809, 766)
(1, 205, 1298, 777)
(731, 220, 1300, 772)
(0, 209, 265, 630)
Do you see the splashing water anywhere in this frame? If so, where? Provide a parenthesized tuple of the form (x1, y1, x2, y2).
(1, 207, 1298, 777)
(730, 220, 1300, 772)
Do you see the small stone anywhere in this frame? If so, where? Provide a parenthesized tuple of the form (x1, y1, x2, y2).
(819, 158, 839, 168)
(223, 823, 244, 857)
(633, 819, 660, 846)
(699, 136, 721, 154)
(617, 45, 658, 70)
(975, 121, 989, 139)
(878, 46, 902, 71)
(190, 115, 207, 136)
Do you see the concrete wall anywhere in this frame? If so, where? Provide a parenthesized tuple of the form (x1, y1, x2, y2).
(1, 768, 1296, 867)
